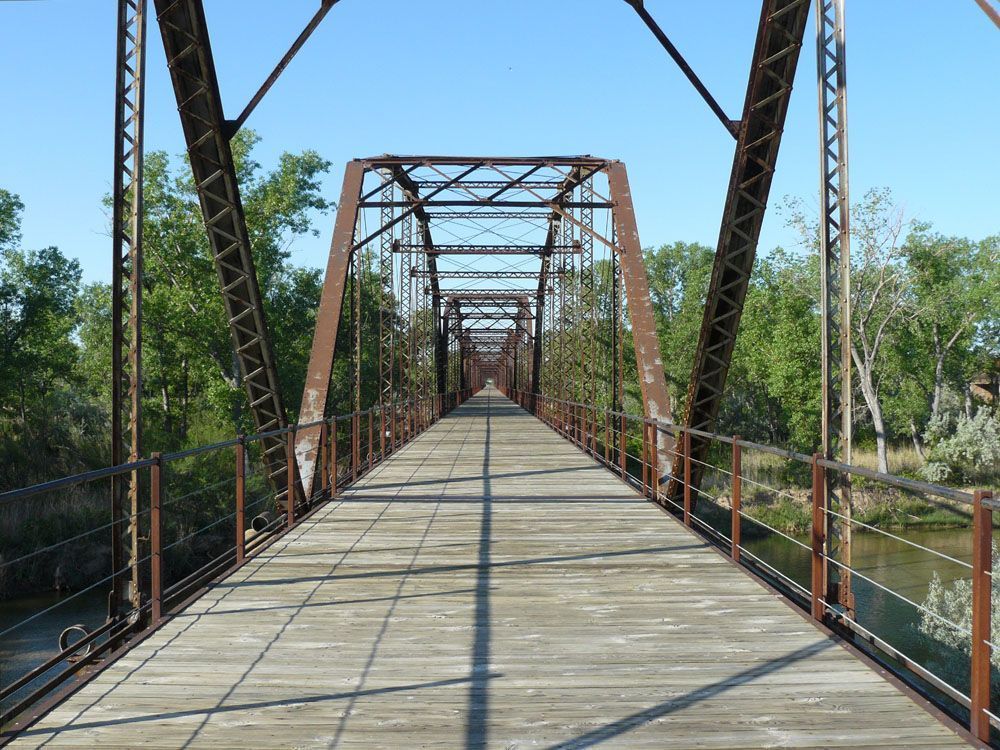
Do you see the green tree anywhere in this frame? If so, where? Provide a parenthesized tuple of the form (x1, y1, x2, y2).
(78, 132, 333, 450)
(729, 250, 821, 451)
(0, 189, 24, 250)
(643, 241, 714, 416)
(0, 236, 81, 425)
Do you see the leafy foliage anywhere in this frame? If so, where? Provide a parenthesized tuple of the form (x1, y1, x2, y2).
(0, 134, 332, 597)
(920, 541, 1000, 669)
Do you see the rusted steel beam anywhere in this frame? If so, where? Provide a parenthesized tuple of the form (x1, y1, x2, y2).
(294, 161, 365, 498)
(973, 0, 1000, 28)
(153, 0, 298, 509)
(816, 0, 855, 617)
(396, 244, 580, 255)
(606, 161, 674, 473)
(110, 0, 147, 621)
(363, 155, 608, 168)
(227, 0, 339, 136)
(359, 200, 612, 209)
(671, 0, 810, 507)
(624, 0, 739, 138)
(411, 270, 551, 279)
(445, 290, 536, 298)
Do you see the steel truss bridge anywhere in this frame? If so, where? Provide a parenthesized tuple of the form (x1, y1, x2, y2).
(1, 1, 997, 747)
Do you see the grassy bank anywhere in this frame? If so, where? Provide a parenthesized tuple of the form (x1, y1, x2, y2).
(698, 444, 986, 536)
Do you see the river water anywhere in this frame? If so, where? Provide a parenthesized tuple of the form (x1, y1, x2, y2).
(746, 525, 974, 697)
(0, 526, 977, 717)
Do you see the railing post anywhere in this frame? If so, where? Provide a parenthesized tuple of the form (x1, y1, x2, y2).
(351, 412, 359, 481)
(683, 429, 692, 526)
(810, 453, 825, 622)
(641, 419, 650, 497)
(319, 420, 329, 501)
(971, 488, 994, 742)
(235, 435, 246, 565)
(649, 423, 659, 503)
(286, 427, 296, 527)
(150, 452, 163, 624)
(330, 418, 338, 498)
(731, 436, 741, 563)
(367, 410, 374, 470)
(379, 406, 386, 459)
(604, 410, 610, 465)
(619, 413, 626, 478)
(591, 406, 597, 455)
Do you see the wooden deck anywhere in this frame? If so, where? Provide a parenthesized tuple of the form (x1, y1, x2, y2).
(8, 388, 968, 748)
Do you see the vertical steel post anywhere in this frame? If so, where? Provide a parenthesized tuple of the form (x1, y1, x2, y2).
(235, 435, 246, 565)
(971, 489, 994, 742)
(351, 413, 359, 481)
(319, 421, 328, 500)
(816, 0, 855, 618)
(810, 454, 826, 622)
(110, 0, 147, 620)
(619, 413, 627, 479)
(368, 411, 374, 469)
(149, 453, 162, 624)
(731, 437, 742, 562)
(649, 423, 659, 503)
(683, 430, 692, 526)
(330, 418, 338, 497)
(641, 420, 649, 496)
(286, 429, 296, 527)
(604, 410, 610, 465)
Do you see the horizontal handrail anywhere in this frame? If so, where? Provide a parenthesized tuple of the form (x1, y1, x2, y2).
(506, 387, 994, 741)
(0, 394, 444, 506)
(518, 391, 975, 505)
(0, 388, 473, 731)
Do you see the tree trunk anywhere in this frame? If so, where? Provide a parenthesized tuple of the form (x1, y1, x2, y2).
(156, 324, 172, 436)
(180, 357, 189, 440)
(230, 349, 243, 431)
(17, 378, 26, 425)
(909, 418, 926, 461)
(853, 349, 891, 474)
(931, 327, 945, 421)
(160, 377, 172, 436)
(870, 399, 890, 474)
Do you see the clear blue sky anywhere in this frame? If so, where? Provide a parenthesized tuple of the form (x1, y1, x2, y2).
(1, 1, 997, 283)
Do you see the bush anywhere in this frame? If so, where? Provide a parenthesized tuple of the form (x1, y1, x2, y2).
(920, 408, 1000, 485)
(920, 541, 1000, 669)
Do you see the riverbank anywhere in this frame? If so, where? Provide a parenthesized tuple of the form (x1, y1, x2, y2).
(703, 485, 976, 536)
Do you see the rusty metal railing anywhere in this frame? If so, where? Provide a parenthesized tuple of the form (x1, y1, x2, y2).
(507, 387, 995, 744)
(0, 388, 473, 732)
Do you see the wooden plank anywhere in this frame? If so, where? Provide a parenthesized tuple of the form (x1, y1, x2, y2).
(6, 389, 969, 748)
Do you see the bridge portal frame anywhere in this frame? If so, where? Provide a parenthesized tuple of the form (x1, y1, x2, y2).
(110, 0, 868, 625)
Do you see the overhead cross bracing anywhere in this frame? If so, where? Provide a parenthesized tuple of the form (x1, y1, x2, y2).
(294, 156, 673, 500)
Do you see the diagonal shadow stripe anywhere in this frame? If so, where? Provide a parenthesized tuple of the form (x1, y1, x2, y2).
(544, 639, 834, 749)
